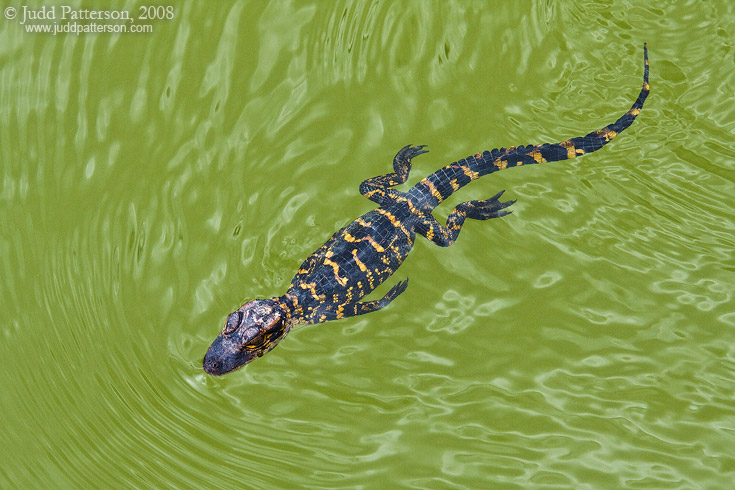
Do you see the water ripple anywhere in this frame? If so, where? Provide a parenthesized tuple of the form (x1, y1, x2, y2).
(2, 1, 735, 489)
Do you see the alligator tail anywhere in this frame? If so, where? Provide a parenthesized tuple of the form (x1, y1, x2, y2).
(412, 44, 649, 209)
(477, 43, 649, 173)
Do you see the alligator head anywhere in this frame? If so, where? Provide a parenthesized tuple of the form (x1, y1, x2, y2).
(203, 299, 291, 375)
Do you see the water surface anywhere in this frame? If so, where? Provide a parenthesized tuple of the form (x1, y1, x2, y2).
(1, 1, 734, 488)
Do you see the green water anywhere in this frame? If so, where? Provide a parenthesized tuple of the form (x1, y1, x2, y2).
(2, 1, 734, 488)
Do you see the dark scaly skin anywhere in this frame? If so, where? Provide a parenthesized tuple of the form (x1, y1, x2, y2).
(203, 45, 650, 375)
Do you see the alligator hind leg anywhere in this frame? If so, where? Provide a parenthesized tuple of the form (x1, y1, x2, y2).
(311, 279, 409, 322)
(456, 190, 515, 220)
(359, 145, 428, 205)
(416, 190, 515, 247)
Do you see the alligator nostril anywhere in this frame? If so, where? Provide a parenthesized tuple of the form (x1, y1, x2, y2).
(204, 358, 221, 374)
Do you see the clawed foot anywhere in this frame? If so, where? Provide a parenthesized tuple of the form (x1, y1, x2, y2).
(384, 278, 409, 303)
(457, 190, 515, 220)
(394, 144, 428, 176)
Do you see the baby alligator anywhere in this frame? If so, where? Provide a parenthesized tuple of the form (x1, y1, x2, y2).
(203, 44, 649, 375)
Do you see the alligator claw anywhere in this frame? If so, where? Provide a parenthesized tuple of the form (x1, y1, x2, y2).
(458, 190, 515, 220)
(394, 144, 429, 175)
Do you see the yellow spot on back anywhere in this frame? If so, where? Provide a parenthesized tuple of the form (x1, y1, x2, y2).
(560, 140, 577, 159)
(420, 178, 444, 203)
(344, 225, 385, 253)
(366, 236, 384, 253)
(324, 257, 348, 286)
(299, 282, 323, 301)
(396, 194, 419, 214)
(351, 249, 368, 272)
(377, 208, 411, 237)
(460, 165, 480, 180)
(597, 127, 617, 142)
(529, 149, 546, 163)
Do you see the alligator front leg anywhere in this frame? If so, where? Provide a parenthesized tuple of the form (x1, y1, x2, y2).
(310, 279, 409, 323)
(359, 145, 428, 205)
(415, 190, 515, 246)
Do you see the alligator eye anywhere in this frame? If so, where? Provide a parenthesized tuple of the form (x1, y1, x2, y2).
(263, 318, 283, 336)
(249, 332, 265, 347)
(241, 327, 264, 349)
(224, 311, 243, 334)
